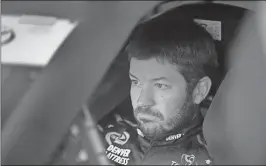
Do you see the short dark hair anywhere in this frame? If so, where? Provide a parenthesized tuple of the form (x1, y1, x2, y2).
(125, 14, 218, 88)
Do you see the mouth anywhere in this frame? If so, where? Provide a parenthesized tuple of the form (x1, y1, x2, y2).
(137, 114, 161, 123)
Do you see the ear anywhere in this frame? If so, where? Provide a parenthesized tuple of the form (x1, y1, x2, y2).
(192, 76, 212, 104)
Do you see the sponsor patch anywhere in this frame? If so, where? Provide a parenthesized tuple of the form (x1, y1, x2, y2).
(172, 154, 197, 165)
(181, 154, 197, 165)
(105, 131, 130, 145)
(166, 133, 183, 141)
(106, 145, 131, 165)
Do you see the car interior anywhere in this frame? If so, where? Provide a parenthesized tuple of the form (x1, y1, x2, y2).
(1, 1, 266, 165)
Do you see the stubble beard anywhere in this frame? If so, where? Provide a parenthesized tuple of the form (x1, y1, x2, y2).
(134, 91, 196, 141)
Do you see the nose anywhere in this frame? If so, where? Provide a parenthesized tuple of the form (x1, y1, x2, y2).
(137, 86, 154, 107)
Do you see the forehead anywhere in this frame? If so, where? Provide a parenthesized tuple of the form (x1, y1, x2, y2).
(129, 58, 184, 81)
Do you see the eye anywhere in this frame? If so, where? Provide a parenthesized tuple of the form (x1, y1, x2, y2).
(130, 79, 140, 86)
(154, 83, 170, 90)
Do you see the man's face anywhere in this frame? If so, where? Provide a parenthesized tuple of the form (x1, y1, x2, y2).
(129, 57, 195, 140)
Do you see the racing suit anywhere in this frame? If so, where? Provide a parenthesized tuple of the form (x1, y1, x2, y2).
(52, 112, 213, 165)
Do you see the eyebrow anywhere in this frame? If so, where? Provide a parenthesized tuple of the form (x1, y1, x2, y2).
(129, 73, 138, 79)
(151, 77, 169, 81)
(129, 73, 169, 82)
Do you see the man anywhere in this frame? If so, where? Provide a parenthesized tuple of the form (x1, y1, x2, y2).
(100, 15, 218, 165)
(53, 14, 218, 165)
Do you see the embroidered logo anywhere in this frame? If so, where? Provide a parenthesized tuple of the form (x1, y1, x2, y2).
(105, 131, 130, 145)
(181, 154, 197, 165)
(166, 133, 183, 141)
(106, 145, 131, 165)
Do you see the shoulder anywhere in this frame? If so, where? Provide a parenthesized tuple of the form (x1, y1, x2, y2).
(184, 133, 213, 165)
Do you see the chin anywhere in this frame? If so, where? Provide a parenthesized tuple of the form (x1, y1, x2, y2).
(139, 122, 163, 139)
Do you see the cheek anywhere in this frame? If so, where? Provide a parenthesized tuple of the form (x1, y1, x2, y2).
(154, 88, 187, 117)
